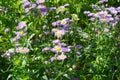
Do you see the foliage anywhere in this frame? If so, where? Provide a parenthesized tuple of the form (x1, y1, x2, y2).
(0, 0, 120, 80)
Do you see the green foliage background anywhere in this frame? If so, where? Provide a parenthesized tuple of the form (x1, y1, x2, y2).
(0, 0, 120, 80)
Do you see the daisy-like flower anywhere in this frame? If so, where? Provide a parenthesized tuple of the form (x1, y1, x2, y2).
(60, 18, 72, 26)
(94, 11, 108, 18)
(51, 45, 62, 53)
(16, 47, 29, 54)
(54, 29, 66, 38)
(15, 31, 27, 36)
(60, 18, 70, 26)
(60, 19, 67, 25)
(16, 21, 26, 30)
(36, 0, 45, 4)
(99, 16, 114, 23)
(57, 53, 67, 60)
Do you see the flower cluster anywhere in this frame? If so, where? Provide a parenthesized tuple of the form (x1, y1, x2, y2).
(2, 21, 29, 58)
(42, 7, 82, 61)
(42, 40, 71, 61)
(84, 2, 120, 26)
(22, 0, 51, 16)
(10, 21, 27, 42)
(22, 0, 36, 13)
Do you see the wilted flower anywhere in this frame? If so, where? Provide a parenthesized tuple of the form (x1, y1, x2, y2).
(56, 6, 65, 13)
(16, 47, 29, 54)
(71, 14, 79, 21)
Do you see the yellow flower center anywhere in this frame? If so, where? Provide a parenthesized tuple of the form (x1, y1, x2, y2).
(61, 19, 66, 25)
(57, 31, 62, 36)
(20, 31, 24, 35)
(102, 18, 107, 22)
(55, 47, 61, 51)
(22, 49, 27, 53)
